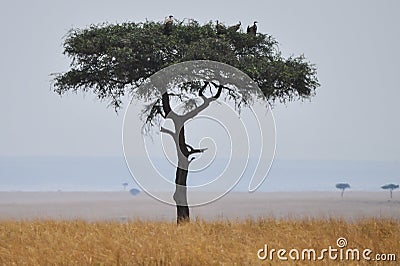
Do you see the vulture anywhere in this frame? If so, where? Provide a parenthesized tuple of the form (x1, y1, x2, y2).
(247, 21, 258, 35)
(228, 21, 241, 32)
(216, 20, 227, 35)
(163, 15, 174, 35)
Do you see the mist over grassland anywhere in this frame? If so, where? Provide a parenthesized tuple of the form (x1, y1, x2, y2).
(0, 157, 398, 191)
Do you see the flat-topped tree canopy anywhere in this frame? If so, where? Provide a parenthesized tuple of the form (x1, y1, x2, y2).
(336, 183, 350, 190)
(381, 184, 399, 190)
(53, 19, 319, 110)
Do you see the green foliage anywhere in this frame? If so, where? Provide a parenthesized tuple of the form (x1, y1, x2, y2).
(53, 19, 319, 109)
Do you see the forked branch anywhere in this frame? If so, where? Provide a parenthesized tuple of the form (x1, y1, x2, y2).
(186, 143, 208, 155)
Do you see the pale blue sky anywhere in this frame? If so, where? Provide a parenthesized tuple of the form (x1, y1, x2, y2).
(0, 0, 399, 162)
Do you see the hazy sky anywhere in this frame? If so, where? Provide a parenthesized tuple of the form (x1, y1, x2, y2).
(1, 0, 399, 162)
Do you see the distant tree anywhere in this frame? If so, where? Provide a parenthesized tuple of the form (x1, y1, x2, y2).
(336, 183, 350, 198)
(381, 184, 399, 199)
(53, 19, 319, 223)
(129, 188, 140, 196)
(122, 182, 128, 191)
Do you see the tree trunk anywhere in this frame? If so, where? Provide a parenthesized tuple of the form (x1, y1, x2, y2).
(173, 123, 190, 224)
(173, 161, 189, 223)
(161, 92, 193, 223)
(390, 189, 393, 199)
(341, 189, 344, 198)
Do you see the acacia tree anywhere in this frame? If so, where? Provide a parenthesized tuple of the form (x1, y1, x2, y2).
(336, 183, 350, 198)
(53, 19, 319, 223)
(381, 184, 399, 199)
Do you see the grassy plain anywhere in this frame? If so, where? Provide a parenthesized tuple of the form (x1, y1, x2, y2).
(0, 218, 398, 265)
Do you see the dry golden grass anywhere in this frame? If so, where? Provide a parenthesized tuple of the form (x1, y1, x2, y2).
(0, 218, 398, 265)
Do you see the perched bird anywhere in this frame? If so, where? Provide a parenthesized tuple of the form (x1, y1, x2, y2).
(247, 21, 258, 35)
(163, 15, 174, 35)
(228, 21, 241, 32)
(216, 20, 227, 35)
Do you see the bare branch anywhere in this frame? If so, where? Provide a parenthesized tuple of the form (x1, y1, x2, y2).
(188, 157, 195, 165)
(186, 143, 195, 151)
(186, 143, 208, 155)
(209, 81, 235, 99)
(160, 127, 176, 137)
(161, 91, 178, 119)
(189, 147, 208, 155)
(198, 81, 209, 98)
(180, 81, 234, 121)
(182, 98, 212, 121)
(161, 92, 172, 115)
(214, 86, 223, 99)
